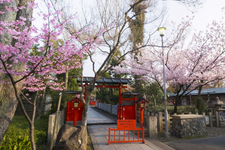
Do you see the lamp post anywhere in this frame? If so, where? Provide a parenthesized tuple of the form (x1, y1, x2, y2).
(158, 27, 169, 137)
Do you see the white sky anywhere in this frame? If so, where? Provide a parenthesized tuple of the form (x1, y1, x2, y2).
(83, 0, 225, 77)
(167, 0, 225, 31)
(34, 0, 225, 77)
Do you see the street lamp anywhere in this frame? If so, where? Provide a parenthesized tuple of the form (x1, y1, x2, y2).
(157, 27, 169, 137)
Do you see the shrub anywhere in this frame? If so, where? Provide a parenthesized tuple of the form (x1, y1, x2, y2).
(0, 115, 48, 149)
(0, 135, 31, 150)
(192, 97, 208, 114)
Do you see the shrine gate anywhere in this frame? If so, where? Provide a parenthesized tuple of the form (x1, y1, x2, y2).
(66, 77, 147, 144)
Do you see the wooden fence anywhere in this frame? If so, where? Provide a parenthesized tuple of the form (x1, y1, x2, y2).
(108, 127, 145, 145)
(208, 111, 220, 127)
(96, 104, 220, 133)
(136, 111, 209, 133)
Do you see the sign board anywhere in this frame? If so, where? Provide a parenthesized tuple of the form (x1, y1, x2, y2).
(117, 120, 136, 130)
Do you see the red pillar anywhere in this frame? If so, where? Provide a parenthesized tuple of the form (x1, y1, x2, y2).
(119, 83, 122, 105)
(118, 83, 123, 120)
(140, 108, 144, 128)
(66, 101, 69, 121)
(134, 95, 137, 120)
(73, 109, 78, 126)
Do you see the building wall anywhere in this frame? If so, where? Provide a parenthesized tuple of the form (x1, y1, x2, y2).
(171, 93, 225, 108)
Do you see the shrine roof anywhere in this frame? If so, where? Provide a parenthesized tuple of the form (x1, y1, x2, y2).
(76, 77, 132, 84)
(122, 92, 140, 96)
(135, 97, 149, 103)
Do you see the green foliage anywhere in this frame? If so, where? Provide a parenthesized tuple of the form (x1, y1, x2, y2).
(96, 87, 119, 105)
(147, 105, 198, 114)
(0, 135, 31, 150)
(0, 115, 48, 149)
(131, 81, 163, 106)
(146, 82, 163, 105)
(48, 90, 70, 113)
(131, 78, 145, 94)
(56, 69, 80, 91)
(49, 68, 80, 113)
(192, 97, 208, 114)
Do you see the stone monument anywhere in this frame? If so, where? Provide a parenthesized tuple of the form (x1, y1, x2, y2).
(212, 97, 225, 127)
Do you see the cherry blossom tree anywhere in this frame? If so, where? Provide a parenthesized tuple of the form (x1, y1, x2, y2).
(114, 15, 225, 113)
(0, 1, 102, 149)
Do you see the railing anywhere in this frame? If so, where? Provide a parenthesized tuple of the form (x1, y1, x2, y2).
(108, 127, 145, 145)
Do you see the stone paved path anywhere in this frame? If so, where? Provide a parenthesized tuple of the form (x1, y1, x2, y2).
(87, 107, 174, 150)
(87, 107, 116, 124)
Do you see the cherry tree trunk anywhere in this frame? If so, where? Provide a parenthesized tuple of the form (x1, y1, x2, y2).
(172, 103, 178, 114)
(0, 0, 33, 144)
(81, 79, 95, 126)
(36, 89, 46, 119)
(82, 88, 93, 126)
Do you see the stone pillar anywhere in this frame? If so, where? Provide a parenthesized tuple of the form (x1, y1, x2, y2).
(168, 112, 170, 132)
(209, 112, 213, 127)
(158, 112, 163, 133)
(216, 111, 219, 127)
(147, 116, 157, 138)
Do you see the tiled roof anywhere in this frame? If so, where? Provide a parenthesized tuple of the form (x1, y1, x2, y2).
(168, 87, 225, 97)
(122, 92, 140, 96)
(76, 77, 132, 84)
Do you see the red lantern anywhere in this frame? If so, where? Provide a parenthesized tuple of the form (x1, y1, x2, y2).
(135, 97, 148, 128)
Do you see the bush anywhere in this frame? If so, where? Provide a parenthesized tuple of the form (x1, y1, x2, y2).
(192, 98, 208, 114)
(0, 115, 48, 150)
(147, 104, 198, 114)
(0, 135, 31, 150)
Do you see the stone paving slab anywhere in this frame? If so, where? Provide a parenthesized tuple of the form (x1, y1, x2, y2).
(87, 107, 174, 150)
(88, 124, 162, 150)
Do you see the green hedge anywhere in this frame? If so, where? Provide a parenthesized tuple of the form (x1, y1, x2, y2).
(0, 115, 48, 150)
(147, 105, 198, 114)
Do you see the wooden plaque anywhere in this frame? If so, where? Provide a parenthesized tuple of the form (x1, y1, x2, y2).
(117, 120, 136, 130)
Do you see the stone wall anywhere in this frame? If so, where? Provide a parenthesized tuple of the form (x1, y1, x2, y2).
(171, 115, 208, 138)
